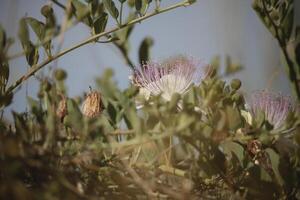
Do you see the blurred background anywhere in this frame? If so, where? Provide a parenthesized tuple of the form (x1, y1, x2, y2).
(0, 0, 299, 119)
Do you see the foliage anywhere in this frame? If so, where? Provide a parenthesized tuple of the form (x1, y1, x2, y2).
(253, 0, 300, 100)
(0, 0, 300, 199)
(1, 66, 300, 199)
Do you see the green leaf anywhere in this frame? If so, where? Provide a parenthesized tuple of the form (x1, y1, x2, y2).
(281, 5, 294, 40)
(183, 85, 197, 105)
(124, 85, 139, 98)
(265, 148, 284, 186)
(127, 0, 135, 7)
(107, 100, 118, 124)
(135, 0, 151, 15)
(138, 37, 154, 65)
(103, 0, 119, 20)
(71, 0, 91, 20)
(13, 112, 30, 141)
(221, 141, 245, 166)
(18, 19, 39, 67)
(210, 55, 220, 75)
(27, 96, 39, 112)
(0, 25, 6, 51)
(26, 18, 46, 42)
(176, 113, 195, 132)
(253, 109, 265, 128)
(252, 1, 277, 38)
(25, 42, 39, 66)
(296, 26, 300, 41)
(27, 96, 44, 123)
(135, 0, 142, 12)
(0, 90, 12, 108)
(45, 94, 56, 137)
(18, 18, 30, 45)
(41, 5, 56, 52)
(142, 0, 151, 14)
(26, 17, 51, 56)
(124, 106, 142, 134)
(89, 1, 105, 18)
(0, 58, 9, 94)
(225, 55, 243, 75)
(89, 0, 99, 16)
(295, 43, 300, 67)
(168, 93, 180, 111)
(96, 69, 121, 100)
(65, 98, 84, 131)
(225, 106, 242, 130)
(93, 12, 108, 34)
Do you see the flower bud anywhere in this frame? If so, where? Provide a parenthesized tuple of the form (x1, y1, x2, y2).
(82, 91, 102, 118)
(54, 69, 67, 81)
(41, 5, 53, 17)
(230, 79, 241, 90)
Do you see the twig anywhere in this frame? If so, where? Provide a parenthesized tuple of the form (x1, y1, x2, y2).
(261, 1, 300, 100)
(51, 0, 66, 10)
(158, 164, 186, 177)
(108, 131, 172, 149)
(106, 134, 157, 198)
(53, 0, 73, 69)
(122, 160, 158, 199)
(119, 2, 124, 25)
(108, 129, 135, 135)
(5, 0, 193, 95)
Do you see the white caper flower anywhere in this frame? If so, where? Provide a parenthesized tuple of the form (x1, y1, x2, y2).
(132, 56, 211, 101)
(246, 90, 295, 129)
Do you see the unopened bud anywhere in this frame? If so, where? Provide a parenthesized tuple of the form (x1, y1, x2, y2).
(41, 5, 53, 17)
(230, 79, 241, 90)
(54, 69, 67, 81)
(82, 91, 102, 118)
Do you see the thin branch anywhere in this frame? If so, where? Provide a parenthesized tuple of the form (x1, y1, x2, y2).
(122, 160, 158, 198)
(5, 0, 193, 95)
(53, 0, 73, 69)
(51, 0, 66, 10)
(119, 2, 124, 25)
(262, 1, 300, 100)
(108, 129, 135, 135)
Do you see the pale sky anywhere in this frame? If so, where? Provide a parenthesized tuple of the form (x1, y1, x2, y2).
(1, 0, 298, 119)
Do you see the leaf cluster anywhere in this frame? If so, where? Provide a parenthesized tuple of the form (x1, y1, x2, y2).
(0, 67, 300, 199)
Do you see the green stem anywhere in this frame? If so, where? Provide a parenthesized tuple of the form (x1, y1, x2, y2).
(5, 0, 193, 95)
(119, 2, 124, 25)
